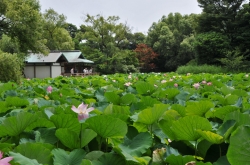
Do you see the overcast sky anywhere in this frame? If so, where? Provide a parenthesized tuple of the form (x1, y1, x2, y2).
(39, 0, 202, 33)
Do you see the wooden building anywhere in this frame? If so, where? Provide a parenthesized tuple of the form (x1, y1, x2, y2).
(24, 50, 94, 78)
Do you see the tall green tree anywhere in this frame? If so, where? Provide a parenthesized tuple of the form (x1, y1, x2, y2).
(78, 14, 138, 73)
(63, 23, 78, 38)
(0, 34, 19, 54)
(0, 0, 48, 54)
(194, 32, 230, 65)
(147, 13, 198, 71)
(42, 8, 74, 50)
(196, 0, 249, 65)
(234, 3, 250, 59)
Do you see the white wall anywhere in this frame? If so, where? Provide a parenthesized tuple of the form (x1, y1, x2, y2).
(36, 66, 50, 78)
(24, 66, 35, 78)
(25, 63, 63, 78)
(51, 66, 61, 78)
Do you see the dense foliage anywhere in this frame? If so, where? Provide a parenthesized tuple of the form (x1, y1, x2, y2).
(0, 73, 250, 164)
(196, 0, 250, 66)
(0, 51, 23, 83)
(134, 44, 158, 72)
(76, 14, 140, 74)
(147, 13, 198, 71)
(1, 0, 250, 74)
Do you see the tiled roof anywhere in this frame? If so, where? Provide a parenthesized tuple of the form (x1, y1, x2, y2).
(26, 52, 62, 63)
(25, 50, 94, 64)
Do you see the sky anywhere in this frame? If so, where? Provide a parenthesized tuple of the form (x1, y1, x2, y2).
(39, 0, 202, 33)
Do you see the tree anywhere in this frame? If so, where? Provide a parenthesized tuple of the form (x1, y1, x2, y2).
(42, 8, 74, 50)
(234, 3, 250, 59)
(0, 51, 23, 83)
(196, 0, 249, 65)
(194, 32, 230, 65)
(63, 23, 78, 38)
(134, 44, 158, 72)
(147, 13, 198, 71)
(78, 14, 138, 73)
(178, 35, 196, 66)
(0, 0, 48, 54)
(218, 48, 246, 70)
(125, 32, 146, 50)
(0, 34, 20, 54)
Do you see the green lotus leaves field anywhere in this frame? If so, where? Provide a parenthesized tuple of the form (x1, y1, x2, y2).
(0, 72, 250, 165)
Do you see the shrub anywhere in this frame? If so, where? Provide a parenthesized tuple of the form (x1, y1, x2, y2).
(0, 51, 23, 83)
(176, 64, 226, 74)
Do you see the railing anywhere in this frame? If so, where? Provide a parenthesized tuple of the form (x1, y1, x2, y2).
(63, 72, 99, 77)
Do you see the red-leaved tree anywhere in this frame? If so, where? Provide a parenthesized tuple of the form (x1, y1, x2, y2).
(134, 44, 158, 72)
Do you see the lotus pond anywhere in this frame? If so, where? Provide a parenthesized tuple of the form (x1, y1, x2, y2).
(0, 72, 250, 165)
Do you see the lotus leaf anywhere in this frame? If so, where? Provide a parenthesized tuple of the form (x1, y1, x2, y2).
(104, 92, 120, 105)
(85, 151, 104, 161)
(196, 130, 224, 144)
(165, 88, 180, 100)
(14, 142, 53, 165)
(34, 128, 58, 144)
(159, 119, 176, 140)
(220, 86, 234, 95)
(86, 115, 127, 138)
(10, 152, 42, 165)
(185, 100, 214, 116)
(81, 159, 93, 165)
(115, 132, 152, 163)
(171, 116, 212, 141)
(135, 81, 155, 95)
(50, 114, 80, 133)
(137, 104, 169, 125)
(6, 96, 29, 107)
(166, 155, 195, 165)
(120, 93, 136, 105)
(0, 112, 38, 137)
(171, 104, 186, 117)
(52, 148, 86, 165)
(206, 105, 239, 120)
(92, 153, 126, 165)
(227, 126, 250, 165)
(224, 111, 250, 126)
(217, 120, 236, 139)
(0, 101, 8, 113)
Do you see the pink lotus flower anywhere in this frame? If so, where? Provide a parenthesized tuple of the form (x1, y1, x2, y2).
(124, 82, 132, 86)
(193, 83, 200, 89)
(0, 151, 13, 165)
(174, 83, 178, 87)
(202, 80, 207, 84)
(207, 82, 212, 86)
(169, 78, 173, 82)
(71, 102, 94, 120)
(47, 86, 53, 93)
(161, 80, 167, 84)
(128, 75, 132, 79)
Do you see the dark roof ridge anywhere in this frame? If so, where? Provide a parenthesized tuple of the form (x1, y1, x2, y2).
(50, 50, 81, 53)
